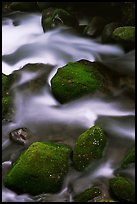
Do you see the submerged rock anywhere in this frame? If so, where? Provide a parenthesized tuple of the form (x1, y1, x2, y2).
(109, 176, 135, 202)
(4, 142, 72, 195)
(74, 186, 101, 202)
(2, 74, 14, 120)
(84, 16, 107, 37)
(120, 147, 135, 169)
(73, 125, 106, 171)
(41, 8, 78, 32)
(9, 127, 34, 145)
(102, 22, 119, 43)
(51, 60, 110, 104)
(112, 26, 135, 51)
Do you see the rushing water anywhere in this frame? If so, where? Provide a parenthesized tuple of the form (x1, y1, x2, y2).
(2, 12, 135, 202)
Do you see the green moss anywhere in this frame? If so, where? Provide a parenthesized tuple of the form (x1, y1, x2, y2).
(121, 147, 135, 169)
(51, 60, 106, 103)
(42, 8, 78, 32)
(74, 187, 101, 202)
(4, 142, 72, 195)
(109, 176, 135, 202)
(98, 199, 115, 202)
(112, 26, 135, 42)
(112, 26, 135, 50)
(73, 125, 106, 171)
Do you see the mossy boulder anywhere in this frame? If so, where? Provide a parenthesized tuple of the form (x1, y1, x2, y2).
(120, 147, 135, 169)
(98, 199, 115, 202)
(102, 22, 120, 43)
(112, 26, 135, 51)
(74, 186, 101, 202)
(41, 8, 78, 32)
(10, 2, 38, 12)
(4, 142, 72, 195)
(2, 74, 14, 120)
(109, 176, 135, 202)
(73, 125, 106, 171)
(51, 60, 109, 104)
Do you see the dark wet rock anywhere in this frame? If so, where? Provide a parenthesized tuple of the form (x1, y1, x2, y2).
(102, 22, 120, 43)
(9, 127, 34, 145)
(10, 2, 39, 12)
(2, 2, 12, 15)
(120, 147, 135, 169)
(4, 142, 72, 195)
(74, 186, 101, 202)
(41, 8, 79, 32)
(84, 16, 107, 37)
(109, 176, 135, 202)
(51, 59, 114, 104)
(9, 63, 54, 94)
(73, 125, 106, 171)
(112, 26, 135, 51)
(37, 2, 67, 11)
(120, 2, 135, 26)
(2, 74, 14, 120)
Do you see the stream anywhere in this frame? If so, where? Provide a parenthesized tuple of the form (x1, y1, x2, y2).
(2, 12, 135, 202)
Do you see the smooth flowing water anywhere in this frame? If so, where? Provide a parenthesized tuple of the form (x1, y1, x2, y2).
(2, 12, 135, 202)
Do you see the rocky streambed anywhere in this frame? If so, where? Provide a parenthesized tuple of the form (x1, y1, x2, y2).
(2, 2, 135, 202)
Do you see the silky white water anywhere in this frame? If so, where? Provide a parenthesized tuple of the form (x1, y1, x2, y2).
(2, 12, 135, 202)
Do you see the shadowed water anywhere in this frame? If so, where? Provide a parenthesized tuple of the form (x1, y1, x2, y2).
(2, 12, 135, 202)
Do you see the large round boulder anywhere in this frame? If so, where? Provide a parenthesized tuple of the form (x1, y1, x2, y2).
(51, 60, 109, 104)
(4, 142, 72, 195)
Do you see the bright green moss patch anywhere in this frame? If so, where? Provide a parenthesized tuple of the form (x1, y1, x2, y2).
(74, 187, 101, 202)
(4, 142, 72, 195)
(109, 176, 135, 202)
(51, 60, 106, 103)
(73, 125, 106, 171)
(112, 26, 135, 50)
(98, 199, 115, 202)
(121, 147, 135, 169)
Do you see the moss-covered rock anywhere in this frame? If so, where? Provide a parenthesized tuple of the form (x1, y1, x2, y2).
(41, 8, 78, 32)
(109, 176, 135, 202)
(51, 60, 109, 103)
(121, 147, 135, 169)
(112, 26, 135, 51)
(2, 74, 14, 120)
(74, 186, 101, 202)
(73, 125, 106, 171)
(4, 142, 72, 195)
(98, 199, 115, 202)
(10, 2, 38, 12)
(102, 22, 120, 43)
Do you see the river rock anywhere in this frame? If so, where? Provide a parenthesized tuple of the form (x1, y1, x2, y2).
(51, 60, 111, 104)
(112, 26, 135, 51)
(2, 74, 14, 120)
(84, 16, 107, 37)
(73, 125, 106, 171)
(74, 186, 101, 202)
(120, 147, 135, 169)
(4, 142, 72, 195)
(41, 8, 79, 32)
(9, 127, 34, 145)
(10, 2, 39, 12)
(101, 22, 120, 43)
(109, 176, 135, 202)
